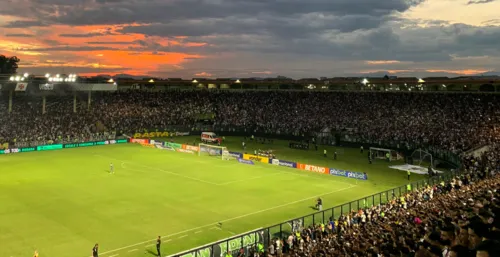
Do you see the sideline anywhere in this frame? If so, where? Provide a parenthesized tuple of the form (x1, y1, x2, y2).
(91, 184, 357, 257)
(98, 153, 355, 187)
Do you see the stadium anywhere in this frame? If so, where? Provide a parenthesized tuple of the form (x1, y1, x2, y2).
(1, 71, 500, 257)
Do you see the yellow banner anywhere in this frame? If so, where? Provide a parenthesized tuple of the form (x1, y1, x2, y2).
(243, 154, 269, 164)
(133, 131, 190, 138)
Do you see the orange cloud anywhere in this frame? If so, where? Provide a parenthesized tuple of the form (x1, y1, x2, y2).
(425, 69, 491, 75)
(195, 72, 212, 77)
(2, 23, 207, 76)
(365, 60, 402, 65)
(359, 70, 412, 74)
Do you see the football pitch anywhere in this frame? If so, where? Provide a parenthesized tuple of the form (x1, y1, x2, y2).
(0, 136, 423, 257)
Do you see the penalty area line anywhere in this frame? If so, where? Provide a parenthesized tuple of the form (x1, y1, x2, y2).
(95, 184, 357, 257)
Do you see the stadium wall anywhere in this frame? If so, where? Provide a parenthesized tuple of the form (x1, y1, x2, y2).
(0, 139, 128, 155)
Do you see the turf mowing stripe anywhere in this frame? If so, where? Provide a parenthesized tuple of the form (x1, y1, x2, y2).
(216, 173, 282, 185)
(95, 184, 356, 257)
(95, 154, 220, 185)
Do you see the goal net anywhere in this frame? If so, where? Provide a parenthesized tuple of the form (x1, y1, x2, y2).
(198, 143, 230, 160)
(410, 149, 433, 167)
(369, 147, 403, 161)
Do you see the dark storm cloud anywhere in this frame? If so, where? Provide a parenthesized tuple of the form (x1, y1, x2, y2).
(118, 14, 390, 38)
(5, 33, 35, 37)
(59, 29, 116, 37)
(86, 41, 133, 45)
(3, 0, 500, 78)
(19, 46, 117, 52)
(1, 20, 49, 28)
(41, 0, 423, 26)
(467, 0, 496, 4)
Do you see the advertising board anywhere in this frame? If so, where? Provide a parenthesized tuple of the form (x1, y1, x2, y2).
(297, 163, 329, 174)
(176, 148, 195, 154)
(131, 138, 149, 144)
(237, 158, 254, 165)
(164, 142, 182, 149)
(183, 145, 199, 152)
(228, 151, 243, 159)
(133, 131, 190, 138)
(329, 168, 367, 180)
(178, 230, 266, 257)
(242, 154, 269, 164)
(0, 139, 128, 155)
(270, 159, 297, 168)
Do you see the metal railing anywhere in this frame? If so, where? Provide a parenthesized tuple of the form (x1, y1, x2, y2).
(170, 169, 461, 257)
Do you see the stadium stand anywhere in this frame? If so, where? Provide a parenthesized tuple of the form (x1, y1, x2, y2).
(1, 89, 499, 256)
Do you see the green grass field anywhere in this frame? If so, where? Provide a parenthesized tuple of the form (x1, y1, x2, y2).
(0, 136, 423, 257)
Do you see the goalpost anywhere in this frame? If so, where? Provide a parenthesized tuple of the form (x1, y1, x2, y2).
(411, 149, 434, 167)
(369, 147, 403, 161)
(198, 143, 231, 160)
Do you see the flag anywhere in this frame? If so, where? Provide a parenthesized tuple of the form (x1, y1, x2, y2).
(15, 83, 28, 91)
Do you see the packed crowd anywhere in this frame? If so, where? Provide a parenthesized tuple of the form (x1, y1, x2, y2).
(265, 143, 500, 257)
(1, 90, 499, 256)
(1, 91, 499, 152)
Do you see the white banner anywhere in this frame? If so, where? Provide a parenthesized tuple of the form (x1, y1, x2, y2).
(15, 83, 28, 91)
(39, 83, 54, 90)
(389, 164, 443, 175)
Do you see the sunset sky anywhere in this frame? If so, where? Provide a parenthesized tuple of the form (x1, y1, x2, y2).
(1, 0, 499, 78)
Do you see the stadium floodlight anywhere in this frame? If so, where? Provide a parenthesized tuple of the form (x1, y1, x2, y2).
(48, 77, 53, 82)
(442, 84, 446, 88)
(9, 76, 14, 81)
(361, 78, 369, 85)
(148, 79, 154, 83)
(45, 73, 50, 78)
(418, 78, 425, 83)
(235, 79, 241, 83)
(15, 76, 21, 81)
(192, 79, 198, 83)
(108, 78, 114, 83)
(56, 74, 60, 78)
(23, 73, 29, 78)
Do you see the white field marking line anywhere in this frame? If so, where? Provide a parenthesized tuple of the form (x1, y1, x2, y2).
(104, 151, 353, 187)
(109, 255, 119, 257)
(145, 244, 155, 248)
(178, 235, 188, 239)
(95, 184, 356, 256)
(194, 231, 203, 234)
(95, 154, 219, 186)
(220, 229, 237, 235)
(165, 239, 172, 242)
(127, 249, 138, 252)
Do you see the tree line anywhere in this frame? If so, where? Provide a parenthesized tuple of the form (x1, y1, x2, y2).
(0, 55, 20, 75)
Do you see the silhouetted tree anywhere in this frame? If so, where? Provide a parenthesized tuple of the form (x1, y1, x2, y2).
(0, 55, 20, 74)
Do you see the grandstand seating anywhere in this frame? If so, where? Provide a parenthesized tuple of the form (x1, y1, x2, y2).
(1, 90, 499, 256)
